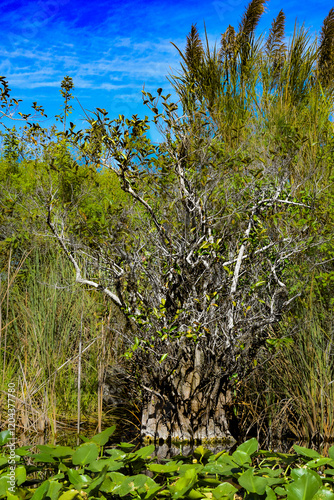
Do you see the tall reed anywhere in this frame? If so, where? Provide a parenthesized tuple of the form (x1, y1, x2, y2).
(237, 289, 334, 448)
(0, 246, 117, 443)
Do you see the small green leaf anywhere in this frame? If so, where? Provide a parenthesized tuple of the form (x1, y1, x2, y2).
(117, 442, 135, 451)
(274, 486, 287, 496)
(312, 488, 334, 500)
(58, 490, 82, 500)
(47, 480, 63, 500)
(30, 480, 50, 500)
(168, 467, 197, 498)
(148, 463, 180, 474)
(0, 477, 9, 497)
(306, 457, 332, 468)
(286, 470, 321, 500)
(212, 482, 238, 499)
(231, 450, 251, 466)
(91, 426, 116, 446)
(238, 468, 268, 495)
(72, 442, 99, 466)
(50, 446, 74, 458)
(15, 465, 26, 486)
(265, 486, 277, 500)
(293, 445, 321, 459)
(32, 453, 56, 463)
(67, 468, 85, 488)
(159, 353, 168, 363)
(0, 430, 12, 446)
(236, 438, 258, 456)
(133, 445, 155, 459)
(193, 446, 212, 461)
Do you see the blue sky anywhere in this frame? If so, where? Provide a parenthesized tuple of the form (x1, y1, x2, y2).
(0, 0, 332, 139)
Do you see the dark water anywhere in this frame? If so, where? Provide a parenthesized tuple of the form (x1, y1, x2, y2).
(15, 419, 334, 458)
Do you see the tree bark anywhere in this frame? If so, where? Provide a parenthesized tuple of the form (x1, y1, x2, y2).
(139, 343, 236, 444)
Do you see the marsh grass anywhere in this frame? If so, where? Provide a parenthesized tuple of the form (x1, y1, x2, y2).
(275, 302, 334, 443)
(0, 246, 118, 444)
(237, 291, 334, 449)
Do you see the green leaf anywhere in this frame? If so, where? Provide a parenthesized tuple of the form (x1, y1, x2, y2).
(236, 438, 258, 456)
(47, 480, 63, 500)
(202, 462, 236, 476)
(187, 489, 205, 499)
(72, 442, 99, 466)
(58, 490, 82, 500)
(148, 463, 180, 474)
(31, 480, 50, 500)
(312, 488, 334, 500)
(6, 492, 20, 500)
(159, 353, 168, 363)
(87, 458, 123, 472)
(266, 486, 277, 499)
(50, 446, 74, 458)
(100, 476, 115, 493)
(168, 467, 197, 498)
(293, 445, 321, 459)
(106, 448, 127, 460)
(306, 457, 332, 468)
(0, 476, 8, 497)
(86, 466, 108, 494)
(114, 474, 151, 497)
(231, 450, 251, 466)
(212, 482, 238, 499)
(290, 468, 322, 485)
(91, 426, 116, 446)
(32, 453, 56, 463)
(14, 446, 30, 457)
(15, 465, 26, 486)
(238, 468, 269, 495)
(117, 442, 135, 451)
(37, 445, 57, 454)
(144, 485, 162, 500)
(193, 446, 212, 461)
(67, 468, 86, 489)
(274, 486, 287, 496)
(286, 470, 322, 500)
(133, 445, 155, 459)
(329, 446, 334, 460)
(0, 430, 12, 446)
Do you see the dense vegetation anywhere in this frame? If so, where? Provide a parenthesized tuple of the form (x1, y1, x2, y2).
(0, 0, 334, 461)
(1, 428, 334, 499)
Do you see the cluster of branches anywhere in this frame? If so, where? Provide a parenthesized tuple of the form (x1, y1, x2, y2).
(1, 0, 333, 415)
(46, 86, 329, 389)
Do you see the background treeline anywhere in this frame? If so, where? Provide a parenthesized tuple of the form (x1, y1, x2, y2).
(0, 0, 334, 447)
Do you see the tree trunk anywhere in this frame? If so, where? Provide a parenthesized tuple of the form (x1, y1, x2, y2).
(140, 343, 236, 444)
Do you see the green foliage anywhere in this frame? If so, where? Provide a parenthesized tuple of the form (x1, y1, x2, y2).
(55, 76, 75, 132)
(0, 0, 334, 447)
(1, 432, 334, 499)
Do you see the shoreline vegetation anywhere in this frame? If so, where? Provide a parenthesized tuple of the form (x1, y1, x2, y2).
(1, 428, 334, 499)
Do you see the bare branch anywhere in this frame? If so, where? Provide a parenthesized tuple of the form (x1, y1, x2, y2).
(47, 207, 123, 308)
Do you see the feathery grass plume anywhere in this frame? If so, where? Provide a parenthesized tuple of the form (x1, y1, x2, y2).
(220, 25, 237, 86)
(318, 8, 334, 87)
(220, 24, 237, 61)
(282, 24, 317, 106)
(263, 10, 286, 92)
(238, 0, 267, 40)
(185, 24, 204, 76)
(237, 0, 267, 81)
(266, 9, 286, 59)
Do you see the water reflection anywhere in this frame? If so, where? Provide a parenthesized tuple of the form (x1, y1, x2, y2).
(151, 440, 237, 460)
